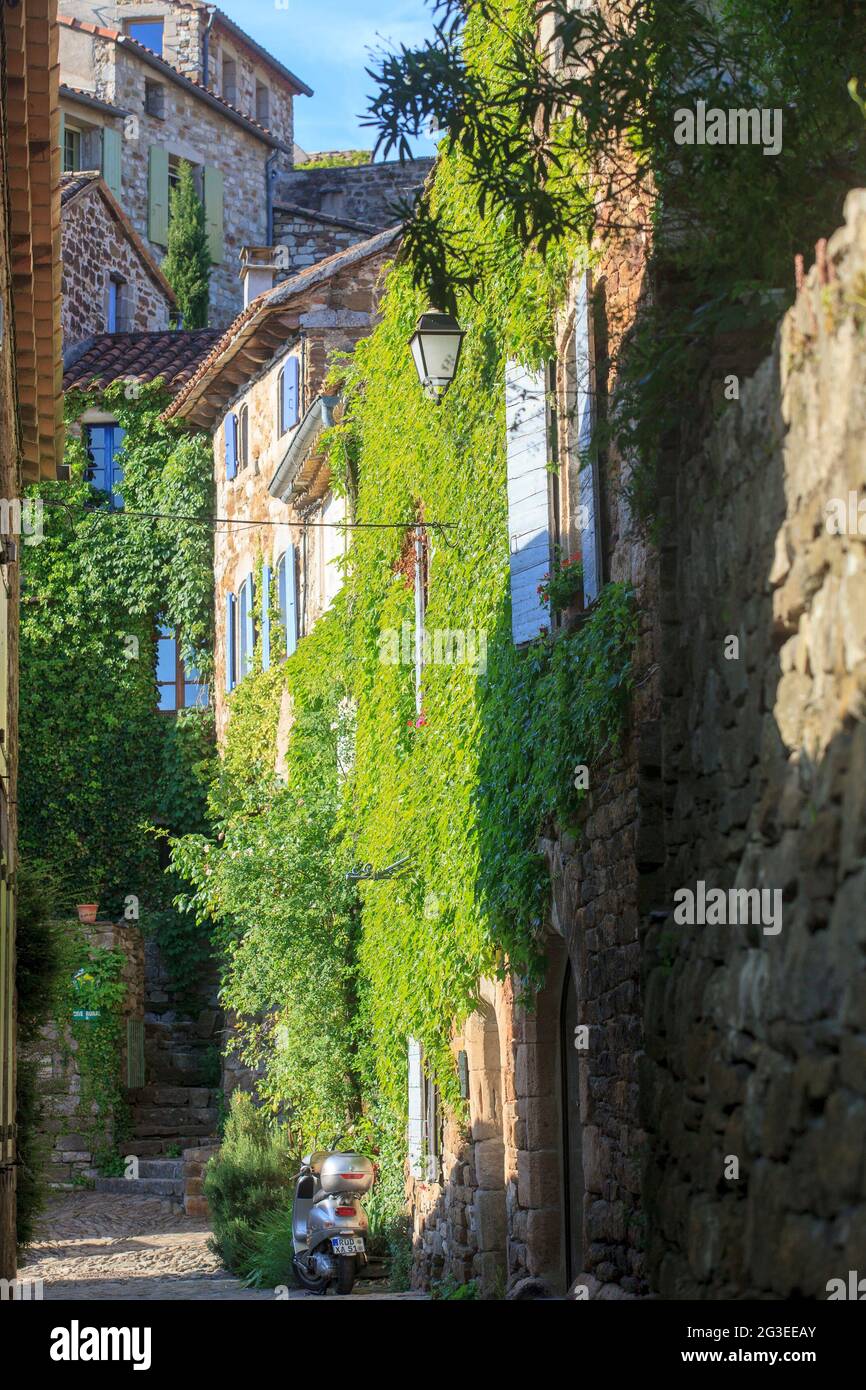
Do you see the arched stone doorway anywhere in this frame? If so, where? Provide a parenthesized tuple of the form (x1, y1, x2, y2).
(464, 994, 507, 1295)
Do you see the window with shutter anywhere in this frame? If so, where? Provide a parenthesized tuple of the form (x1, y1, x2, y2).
(225, 413, 238, 480)
(279, 356, 299, 435)
(148, 145, 169, 245)
(101, 125, 122, 200)
(575, 269, 603, 604)
(238, 574, 254, 679)
(225, 592, 236, 693)
(261, 562, 271, 671)
(277, 546, 298, 656)
(506, 362, 551, 644)
(407, 1038, 424, 1178)
(203, 165, 224, 265)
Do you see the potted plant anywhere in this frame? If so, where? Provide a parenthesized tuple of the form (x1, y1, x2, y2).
(537, 551, 584, 617)
(73, 884, 103, 924)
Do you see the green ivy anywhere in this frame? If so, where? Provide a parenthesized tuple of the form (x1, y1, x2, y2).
(20, 380, 216, 985)
(65, 937, 130, 1170)
(170, 1, 637, 1188)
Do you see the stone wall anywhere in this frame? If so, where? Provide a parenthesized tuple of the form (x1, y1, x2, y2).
(35, 921, 144, 1186)
(273, 158, 433, 275)
(61, 181, 172, 346)
(642, 189, 866, 1299)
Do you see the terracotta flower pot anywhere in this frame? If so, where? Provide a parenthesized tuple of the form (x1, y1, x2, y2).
(76, 903, 98, 924)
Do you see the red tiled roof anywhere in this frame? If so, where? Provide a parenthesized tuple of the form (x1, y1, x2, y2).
(164, 226, 402, 425)
(57, 15, 290, 144)
(64, 330, 222, 395)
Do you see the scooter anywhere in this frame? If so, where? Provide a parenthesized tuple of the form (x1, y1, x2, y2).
(292, 1144, 375, 1295)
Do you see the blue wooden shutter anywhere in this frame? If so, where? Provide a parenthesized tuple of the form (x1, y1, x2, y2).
(225, 413, 237, 479)
(261, 562, 271, 671)
(281, 356, 299, 434)
(102, 126, 122, 199)
(506, 362, 550, 643)
(575, 269, 602, 605)
(203, 165, 223, 265)
(147, 145, 169, 245)
(240, 574, 254, 678)
(283, 544, 297, 656)
(225, 592, 236, 692)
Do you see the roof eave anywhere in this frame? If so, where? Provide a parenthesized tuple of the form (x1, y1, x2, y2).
(269, 395, 338, 500)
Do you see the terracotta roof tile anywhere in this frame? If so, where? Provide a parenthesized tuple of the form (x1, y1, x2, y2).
(58, 15, 290, 143)
(60, 170, 176, 303)
(64, 330, 222, 395)
(164, 225, 401, 423)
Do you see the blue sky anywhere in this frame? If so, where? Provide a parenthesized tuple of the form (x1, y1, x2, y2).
(219, 0, 438, 156)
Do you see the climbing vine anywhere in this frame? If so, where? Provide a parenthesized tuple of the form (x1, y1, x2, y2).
(171, 0, 637, 1173)
(20, 380, 216, 982)
(65, 937, 130, 1174)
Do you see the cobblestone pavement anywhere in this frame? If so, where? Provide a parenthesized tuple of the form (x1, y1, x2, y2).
(19, 1191, 425, 1301)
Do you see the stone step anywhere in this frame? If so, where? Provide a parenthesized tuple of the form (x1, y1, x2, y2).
(135, 1085, 217, 1107)
(138, 1158, 183, 1179)
(95, 1177, 184, 1198)
(121, 1136, 218, 1157)
(133, 1120, 217, 1139)
(131, 1105, 218, 1127)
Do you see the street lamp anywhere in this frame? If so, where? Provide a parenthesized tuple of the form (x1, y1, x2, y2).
(409, 310, 464, 402)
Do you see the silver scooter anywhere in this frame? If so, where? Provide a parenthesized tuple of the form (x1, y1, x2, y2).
(292, 1145, 375, 1295)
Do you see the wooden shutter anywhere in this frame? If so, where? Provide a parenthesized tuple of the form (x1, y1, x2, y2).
(575, 270, 602, 605)
(281, 356, 299, 433)
(203, 165, 223, 265)
(147, 145, 169, 245)
(102, 126, 122, 199)
(225, 592, 236, 692)
(283, 545, 297, 657)
(240, 575, 254, 678)
(261, 562, 271, 671)
(506, 362, 551, 643)
(407, 1038, 424, 1179)
(225, 413, 237, 480)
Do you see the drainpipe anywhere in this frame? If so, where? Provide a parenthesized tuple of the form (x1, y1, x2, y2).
(266, 149, 280, 247)
(202, 6, 216, 88)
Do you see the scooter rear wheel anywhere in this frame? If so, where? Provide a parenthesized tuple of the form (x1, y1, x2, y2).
(336, 1255, 357, 1296)
(293, 1255, 329, 1294)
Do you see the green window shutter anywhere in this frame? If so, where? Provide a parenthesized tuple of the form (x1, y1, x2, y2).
(203, 165, 224, 265)
(148, 145, 169, 246)
(59, 111, 65, 168)
(126, 1018, 145, 1089)
(101, 126, 122, 200)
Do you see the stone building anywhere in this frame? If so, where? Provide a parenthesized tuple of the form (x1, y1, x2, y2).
(57, 5, 312, 325)
(274, 156, 433, 275)
(61, 169, 176, 344)
(0, 0, 65, 1282)
(164, 228, 399, 746)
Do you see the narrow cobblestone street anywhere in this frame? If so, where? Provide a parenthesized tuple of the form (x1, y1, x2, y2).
(20, 1192, 425, 1301)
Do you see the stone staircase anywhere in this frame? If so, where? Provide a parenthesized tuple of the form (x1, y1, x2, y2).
(124, 1081, 221, 1157)
(96, 1156, 184, 1199)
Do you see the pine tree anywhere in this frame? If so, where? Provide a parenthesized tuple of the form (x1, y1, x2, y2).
(161, 159, 211, 329)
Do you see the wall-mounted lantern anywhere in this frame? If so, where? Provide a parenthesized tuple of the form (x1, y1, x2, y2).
(409, 310, 464, 402)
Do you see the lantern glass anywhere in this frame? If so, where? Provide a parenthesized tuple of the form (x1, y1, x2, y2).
(409, 311, 464, 401)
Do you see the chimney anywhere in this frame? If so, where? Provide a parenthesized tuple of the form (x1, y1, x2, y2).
(239, 246, 280, 307)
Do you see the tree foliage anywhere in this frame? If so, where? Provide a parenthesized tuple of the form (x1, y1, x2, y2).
(161, 160, 211, 329)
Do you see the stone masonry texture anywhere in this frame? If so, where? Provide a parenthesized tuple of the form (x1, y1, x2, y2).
(642, 189, 866, 1299)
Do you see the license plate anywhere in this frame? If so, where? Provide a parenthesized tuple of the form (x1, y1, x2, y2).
(331, 1236, 364, 1255)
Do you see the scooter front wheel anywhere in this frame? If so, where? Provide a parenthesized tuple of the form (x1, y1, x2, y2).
(335, 1255, 357, 1296)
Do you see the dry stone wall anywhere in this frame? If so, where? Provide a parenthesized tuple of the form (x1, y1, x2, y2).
(642, 189, 866, 1299)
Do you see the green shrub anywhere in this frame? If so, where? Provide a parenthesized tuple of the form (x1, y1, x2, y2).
(240, 1205, 296, 1289)
(204, 1091, 295, 1278)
